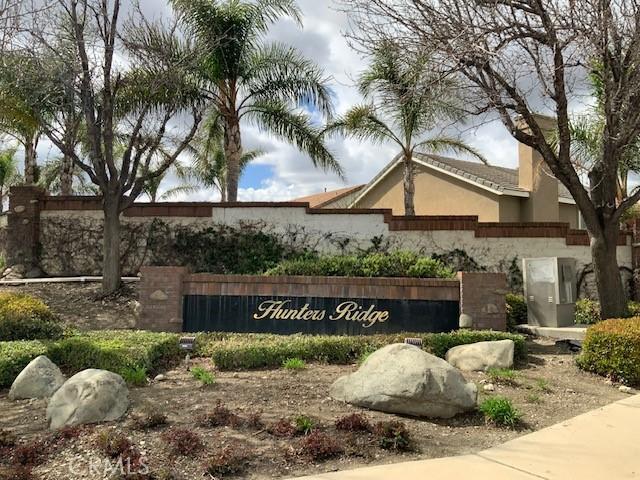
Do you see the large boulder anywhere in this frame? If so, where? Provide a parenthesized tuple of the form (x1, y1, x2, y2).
(46, 369, 129, 429)
(330, 343, 477, 418)
(8, 356, 66, 400)
(445, 340, 515, 372)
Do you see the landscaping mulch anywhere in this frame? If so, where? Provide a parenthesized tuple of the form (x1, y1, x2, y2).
(0, 338, 632, 480)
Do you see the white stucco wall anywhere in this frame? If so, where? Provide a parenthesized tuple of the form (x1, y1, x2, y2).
(38, 207, 633, 296)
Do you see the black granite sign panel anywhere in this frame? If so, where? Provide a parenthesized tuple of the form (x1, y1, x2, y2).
(182, 295, 459, 334)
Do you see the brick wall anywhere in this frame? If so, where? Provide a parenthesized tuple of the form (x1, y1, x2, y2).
(138, 267, 507, 333)
(457, 271, 508, 331)
(138, 266, 189, 332)
(6, 186, 44, 271)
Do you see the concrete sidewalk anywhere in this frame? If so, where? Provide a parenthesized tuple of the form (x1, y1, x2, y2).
(292, 394, 640, 480)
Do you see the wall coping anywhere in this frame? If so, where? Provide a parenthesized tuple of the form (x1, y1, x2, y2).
(183, 273, 460, 287)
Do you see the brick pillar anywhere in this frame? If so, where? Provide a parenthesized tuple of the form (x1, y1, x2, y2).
(457, 271, 508, 331)
(138, 266, 190, 332)
(6, 185, 45, 272)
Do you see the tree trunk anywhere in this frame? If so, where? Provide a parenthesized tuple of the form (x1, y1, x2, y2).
(102, 198, 122, 295)
(224, 114, 242, 202)
(60, 154, 73, 196)
(591, 225, 627, 319)
(24, 137, 37, 185)
(402, 154, 416, 216)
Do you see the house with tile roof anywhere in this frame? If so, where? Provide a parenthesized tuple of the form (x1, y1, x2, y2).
(296, 138, 582, 228)
(294, 184, 365, 209)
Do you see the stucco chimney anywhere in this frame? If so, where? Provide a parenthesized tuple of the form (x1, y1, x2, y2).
(517, 115, 559, 223)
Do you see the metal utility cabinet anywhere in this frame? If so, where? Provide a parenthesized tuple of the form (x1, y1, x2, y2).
(523, 257, 577, 327)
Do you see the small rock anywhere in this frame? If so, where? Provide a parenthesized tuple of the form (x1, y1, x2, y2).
(565, 388, 575, 394)
(483, 383, 495, 392)
(153, 374, 166, 382)
(619, 385, 633, 394)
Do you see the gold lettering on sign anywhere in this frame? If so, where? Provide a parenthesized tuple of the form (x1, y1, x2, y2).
(253, 300, 389, 328)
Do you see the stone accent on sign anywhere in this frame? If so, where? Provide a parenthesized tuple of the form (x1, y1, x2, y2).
(457, 272, 507, 331)
(330, 343, 477, 418)
(138, 266, 189, 332)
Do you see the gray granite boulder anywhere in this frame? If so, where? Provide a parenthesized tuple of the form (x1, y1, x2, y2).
(46, 369, 129, 429)
(8, 356, 66, 400)
(330, 343, 477, 418)
(445, 340, 515, 372)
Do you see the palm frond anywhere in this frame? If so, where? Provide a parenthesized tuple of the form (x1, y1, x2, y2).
(326, 104, 402, 147)
(414, 137, 489, 165)
(245, 99, 343, 178)
(242, 43, 334, 118)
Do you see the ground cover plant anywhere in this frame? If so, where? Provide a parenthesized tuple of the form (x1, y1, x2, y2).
(190, 366, 216, 386)
(265, 251, 455, 279)
(194, 330, 526, 370)
(577, 317, 640, 385)
(479, 396, 521, 428)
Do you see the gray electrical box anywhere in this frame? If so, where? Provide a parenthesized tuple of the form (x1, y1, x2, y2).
(523, 257, 577, 327)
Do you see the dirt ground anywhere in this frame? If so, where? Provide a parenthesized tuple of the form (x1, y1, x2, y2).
(0, 338, 633, 480)
(0, 281, 139, 330)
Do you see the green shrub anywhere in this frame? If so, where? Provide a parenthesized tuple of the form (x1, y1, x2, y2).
(0, 293, 63, 341)
(0, 330, 181, 387)
(426, 330, 527, 362)
(191, 366, 216, 385)
(282, 357, 306, 370)
(47, 330, 181, 378)
(294, 415, 316, 435)
(505, 293, 527, 331)
(479, 396, 521, 428)
(0, 340, 48, 387)
(120, 366, 148, 386)
(194, 331, 526, 370)
(266, 251, 455, 279)
(577, 317, 640, 385)
(575, 298, 601, 324)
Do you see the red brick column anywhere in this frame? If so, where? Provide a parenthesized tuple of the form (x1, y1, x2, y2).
(457, 271, 508, 331)
(138, 266, 190, 332)
(6, 185, 45, 273)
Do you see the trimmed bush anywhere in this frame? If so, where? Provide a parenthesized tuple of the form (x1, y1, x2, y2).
(575, 298, 601, 324)
(0, 293, 63, 341)
(46, 330, 181, 378)
(577, 317, 640, 385)
(0, 331, 181, 388)
(194, 331, 526, 370)
(505, 293, 527, 331)
(0, 340, 48, 387)
(426, 330, 527, 361)
(265, 251, 455, 279)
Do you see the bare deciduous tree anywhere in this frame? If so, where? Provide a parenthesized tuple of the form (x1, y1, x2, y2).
(3, 0, 202, 294)
(342, 0, 640, 318)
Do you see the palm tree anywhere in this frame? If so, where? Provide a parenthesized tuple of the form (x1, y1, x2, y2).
(0, 147, 20, 211)
(186, 110, 263, 201)
(170, 0, 341, 202)
(38, 156, 97, 196)
(141, 160, 198, 203)
(328, 41, 487, 216)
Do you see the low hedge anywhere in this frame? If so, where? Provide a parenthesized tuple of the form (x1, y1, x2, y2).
(265, 251, 455, 279)
(194, 330, 527, 370)
(0, 292, 63, 341)
(577, 317, 640, 385)
(0, 340, 48, 388)
(0, 330, 181, 388)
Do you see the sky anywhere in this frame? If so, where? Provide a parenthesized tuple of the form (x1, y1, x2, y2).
(22, 0, 519, 202)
